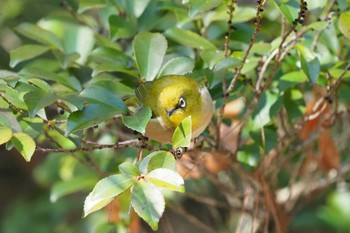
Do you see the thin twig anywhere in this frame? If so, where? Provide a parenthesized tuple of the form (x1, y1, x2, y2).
(36, 139, 141, 153)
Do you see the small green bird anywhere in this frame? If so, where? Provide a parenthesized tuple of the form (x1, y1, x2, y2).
(135, 75, 214, 143)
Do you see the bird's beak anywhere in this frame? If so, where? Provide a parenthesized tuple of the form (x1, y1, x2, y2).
(166, 108, 176, 118)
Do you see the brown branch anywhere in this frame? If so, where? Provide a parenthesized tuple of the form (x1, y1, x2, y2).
(36, 138, 141, 153)
(217, 0, 266, 149)
(216, 0, 236, 149)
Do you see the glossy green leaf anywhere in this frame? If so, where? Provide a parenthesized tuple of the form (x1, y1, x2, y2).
(121, 107, 152, 134)
(138, 151, 175, 174)
(50, 176, 98, 202)
(172, 116, 192, 149)
(189, 0, 222, 17)
(24, 89, 56, 118)
(296, 44, 320, 84)
(147, 168, 185, 192)
(91, 63, 139, 78)
(124, 0, 151, 18)
(3, 86, 28, 111)
(131, 180, 165, 231)
(133, 32, 167, 81)
(80, 86, 127, 112)
(252, 91, 282, 128)
(200, 50, 225, 70)
(214, 57, 242, 72)
(27, 78, 53, 93)
(10, 44, 50, 68)
(147, 152, 176, 173)
(11, 132, 36, 162)
(15, 23, 63, 50)
(274, 0, 300, 25)
(84, 174, 136, 217)
(339, 11, 350, 39)
(119, 162, 140, 177)
(20, 67, 82, 91)
(278, 70, 308, 91)
(0, 127, 12, 145)
(66, 104, 123, 135)
(165, 28, 216, 50)
(158, 57, 195, 77)
(19, 117, 43, 138)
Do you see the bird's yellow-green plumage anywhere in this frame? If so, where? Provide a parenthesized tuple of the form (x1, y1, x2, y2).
(135, 75, 214, 143)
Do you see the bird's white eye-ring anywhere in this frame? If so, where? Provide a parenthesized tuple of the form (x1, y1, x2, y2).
(178, 97, 186, 108)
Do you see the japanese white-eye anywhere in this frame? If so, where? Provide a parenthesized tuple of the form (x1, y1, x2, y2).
(135, 75, 214, 143)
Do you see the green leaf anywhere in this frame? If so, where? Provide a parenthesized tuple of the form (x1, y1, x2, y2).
(0, 127, 12, 145)
(284, 89, 305, 120)
(200, 50, 225, 70)
(189, 0, 222, 17)
(158, 57, 195, 77)
(27, 78, 53, 93)
(11, 132, 36, 162)
(124, 0, 151, 18)
(165, 28, 216, 50)
(50, 176, 98, 202)
(172, 116, 192, 149)
(15, 23, 63, 50)
(0, 111, 20, 130)
(339, 11, 350, 39)
(0, 70, 19, 81)
(147, 168, 185, 192)
(10, 44, 50, 68)
(278, 70, 308, 91)
(109, 15, 137, 39)
(119, 162, 140, 177)
(3, 86, 28, 111)
(131, 180, 165, 231)
(133, 32, 167, 81)
(147, 152, 176, 173)
(20, 67, 82, 91)
(274, 0, 300, 25)
(80, 86, 127, 112)
(296, 44, 320, 84)
(19, 117, 43, 138)
(46, 128, 78, 149)
(303, 21, 328, 31)
(66, 104, 123, 135)
(78, 0, 106, 13)
(139, 151, 175, 174)
(214, 57, 242, 72)
(252, 91, 282, 128)
(84, 174, 136, 217)
(121, 107, 152, 134)
(24, 89, 56, 118)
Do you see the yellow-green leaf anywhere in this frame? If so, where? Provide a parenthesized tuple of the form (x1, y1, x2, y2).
(172, 116, 192, 149)
(0, 127, 12, 145)
(11, 132, 36, 162)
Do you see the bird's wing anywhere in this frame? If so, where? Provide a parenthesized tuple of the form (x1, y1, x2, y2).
(134, 81, 151, 105)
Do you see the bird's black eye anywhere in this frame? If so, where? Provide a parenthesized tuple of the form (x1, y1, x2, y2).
(178, 97, 186, 108)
